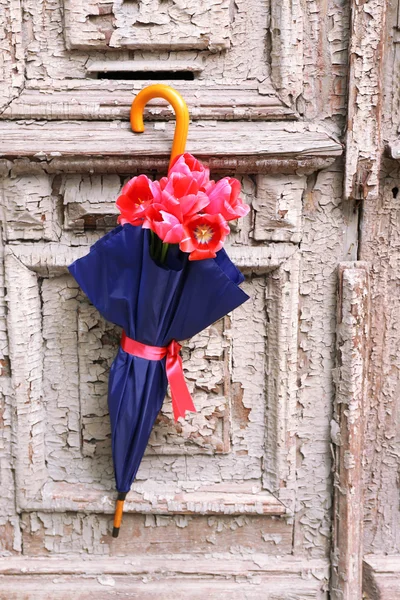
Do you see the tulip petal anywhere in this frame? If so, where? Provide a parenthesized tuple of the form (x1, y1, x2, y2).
(189, 248, 217, 261)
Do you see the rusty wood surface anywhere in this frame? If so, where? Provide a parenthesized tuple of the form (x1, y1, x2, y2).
(331, 262, 370, 600)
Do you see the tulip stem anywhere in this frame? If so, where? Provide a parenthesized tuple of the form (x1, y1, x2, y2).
(160, 243, 169, 264)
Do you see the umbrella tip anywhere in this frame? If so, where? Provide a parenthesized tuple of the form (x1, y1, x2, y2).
(112, 492, 127, 539)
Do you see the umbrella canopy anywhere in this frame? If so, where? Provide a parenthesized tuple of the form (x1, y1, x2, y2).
(69, 223, 249, 497)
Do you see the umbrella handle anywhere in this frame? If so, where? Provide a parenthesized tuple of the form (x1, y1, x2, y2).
(130, 84, 189, 170)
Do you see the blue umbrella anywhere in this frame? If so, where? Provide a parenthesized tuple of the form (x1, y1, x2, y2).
(69, 223, 249, 536)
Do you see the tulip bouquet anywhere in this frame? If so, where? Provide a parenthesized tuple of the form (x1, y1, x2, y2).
(116, 153, 249, 262)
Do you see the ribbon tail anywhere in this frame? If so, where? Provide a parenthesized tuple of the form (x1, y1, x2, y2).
(166, 353, 196, 422)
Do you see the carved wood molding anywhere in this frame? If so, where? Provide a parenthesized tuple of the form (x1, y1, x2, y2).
(363, 555, 400, 599)
(5, 242, 298, 516)
(0, 0, 25, 112)
(2, 0, 305, 118)
(63, 0, 232, 51)
(2, 83, 296, 122)
(0, 121, 342, 175)
(332, 262, 370, 600)
(0, 555, 329, 597)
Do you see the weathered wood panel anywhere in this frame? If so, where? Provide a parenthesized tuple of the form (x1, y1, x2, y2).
(357, 0, 400, 563)
(20, 513, 292, 555)
(293, 164, 348, 558)
(363, 555, 400, 600)
(64, 0, 232, 51)
(4, 235, 296, 515)
(0, 555, 330, 599)
(332, 263, 370, 600)
(0, 83, 296, 121)
(359, 165, 400, 557)
(344, 0, 386, 201)
(0, 121, 342, 161)
(0, 0, 365, 593)
(0, 0, 24, 112)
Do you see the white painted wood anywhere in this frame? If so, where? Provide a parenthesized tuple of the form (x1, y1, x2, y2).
(4, 252, 47, 507)
(64, 0, 232, 51)
(0, 121, 342, 160)
(270, 0, 303, 106)
(363, 555, 400, 600)
(344, 0, 387, 200)
(86, 59, 205, 74)
(0, 0, 24, 112)
(0, 555, 329, 599)
(332, 263, 370, 600)
(8, 0, 305, 117)
(0, 0, 374, 590)
(9, 243, 298, 274)
(5, 240, 297, 517)
(23, 481, 287, 515)
(1, 81, 295, 121)
(253, 174, 305, 243)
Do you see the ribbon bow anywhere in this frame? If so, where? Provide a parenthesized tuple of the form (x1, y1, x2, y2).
(120, 332, 196, 421)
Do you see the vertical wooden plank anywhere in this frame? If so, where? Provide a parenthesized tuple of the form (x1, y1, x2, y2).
(332, 262, 370, 600)
(344, 0, 386, 201)
(0, 223, 21, 553)
(0, 0, 24, 111)
(4, 250, 47, 508)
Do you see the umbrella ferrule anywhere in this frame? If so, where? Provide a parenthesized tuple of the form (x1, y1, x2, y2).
(112, 492, 127, 538)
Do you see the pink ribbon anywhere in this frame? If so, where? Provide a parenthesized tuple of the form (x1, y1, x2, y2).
(121, 332, 196, 422)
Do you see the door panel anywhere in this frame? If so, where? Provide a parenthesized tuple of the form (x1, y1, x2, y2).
(0, 0, 351, 596)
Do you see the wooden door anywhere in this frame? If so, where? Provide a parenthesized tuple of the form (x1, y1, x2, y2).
(0, 0, 353, 597)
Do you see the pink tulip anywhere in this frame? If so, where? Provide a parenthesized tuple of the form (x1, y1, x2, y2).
(203, 177, 250, 221)
(180, 213, 230, 261)
(116, 175, 161, 226)
(143, 205, 185, 244)
(168, 153, 210, 188)
(160, 173, 210, 220)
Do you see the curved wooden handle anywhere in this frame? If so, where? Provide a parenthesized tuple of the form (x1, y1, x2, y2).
(130, 84, 190, 169)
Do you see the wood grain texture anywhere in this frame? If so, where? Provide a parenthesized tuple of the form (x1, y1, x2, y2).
(354, 0, 400, 566)
(0, 121, 342, 160)
(344, 0, 386, 200)
(358, 163, 400, 558)
(0, 555, 330, 599)
(20, 512, 293, 555)
(0, 229, 20, 555)
(293, 165, 348, 559)
(0, 0, 24, 112)
(0, 0, 367, 590)
(332, 263, 370, 600)
(4, 238, 296, 517)
(1, 83, 295, 121)
(363, 555, 400, 599)
(63, 0, 232, 51)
